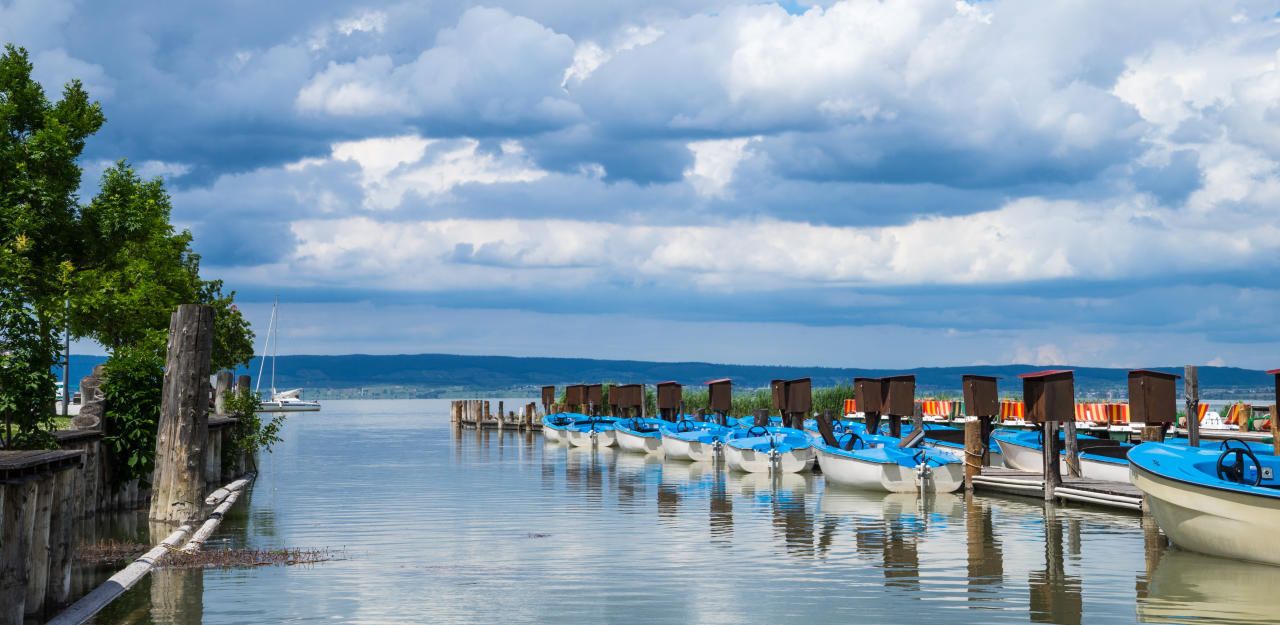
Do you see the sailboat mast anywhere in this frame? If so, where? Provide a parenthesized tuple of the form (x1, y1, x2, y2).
(270, 297, 279, 396)
(255, 301, 277, 396)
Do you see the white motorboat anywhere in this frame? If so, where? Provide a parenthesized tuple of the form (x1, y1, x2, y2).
(1130, 442, 1280, 566)
(815, 435, 963, 493)
(614, 417, 665, 454)
(723, 426, 814, 473)
(659, 420, 730, 462)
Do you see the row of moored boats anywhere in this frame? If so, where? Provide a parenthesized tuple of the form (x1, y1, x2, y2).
(542, 413, 965, 493)
(544, 410, 1280, 566)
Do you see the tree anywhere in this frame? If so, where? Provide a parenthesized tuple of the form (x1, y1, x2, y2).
(1, 44, 255, 448)
(0, 44, 103, 446)
(71, 162, 201, 350)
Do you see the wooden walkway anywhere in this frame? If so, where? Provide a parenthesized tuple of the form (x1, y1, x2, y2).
(972, 467, 1144, 512)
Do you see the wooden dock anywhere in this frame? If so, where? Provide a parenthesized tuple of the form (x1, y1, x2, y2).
(972, 467, 1143, 512)
(452, 399, 542, 431)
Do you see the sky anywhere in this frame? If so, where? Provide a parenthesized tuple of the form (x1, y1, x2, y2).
(6, 0, 1280, 368)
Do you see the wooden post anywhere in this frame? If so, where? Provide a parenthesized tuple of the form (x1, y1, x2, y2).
(150, 304, 215, 524)
(235, 374, 251, 395)
(1141, 424, 1165, 443)
(1, 481, 38, 624)
(911, 404, 924, 436)
(1043, 421, 1060, 501)
(24, 476, 55, 615)
(203, 430, 222, 485)
(1184, 365, 1200, 448)
(1063, 419, 1081, 478)
(213, 371, 232, 415)
(964, 416, 983, 491)
(1271, 404, 1280, 457)
(45, 469, 75, 608)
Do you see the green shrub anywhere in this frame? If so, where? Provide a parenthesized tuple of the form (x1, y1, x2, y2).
(223, 388, 284, 472)
(100, 337, 165, 489)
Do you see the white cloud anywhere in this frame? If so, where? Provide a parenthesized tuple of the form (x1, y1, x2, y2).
(288, 134, 547, 210)
(683, 137, 757, 197)
(561, 25, 663, 87)
(281, 193, 1279, 291)
(296, 7, 580, 128)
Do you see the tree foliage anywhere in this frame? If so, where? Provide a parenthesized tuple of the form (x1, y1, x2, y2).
(0, 44, 256, 449)
(223, 388, 285, 471)
(100, 339, 165, 489)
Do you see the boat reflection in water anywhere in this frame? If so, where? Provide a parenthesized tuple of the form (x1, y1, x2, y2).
(1137, 548, 1280, 624)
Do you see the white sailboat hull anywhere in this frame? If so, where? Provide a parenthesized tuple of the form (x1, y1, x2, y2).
(616, 429, 662, 454)
(724, 445, 814, 473)
(817, 447, 963, 493)
(258, 402, 321, 413)
(1131, 464, 1280, 566)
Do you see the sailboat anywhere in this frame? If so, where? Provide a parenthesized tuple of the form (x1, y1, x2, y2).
(256, 299, 320, 413)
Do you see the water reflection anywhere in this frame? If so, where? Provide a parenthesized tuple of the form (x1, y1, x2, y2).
(1028, 505, 1083, 625)
(77, 401, 1280, 625)
(1138, 548, 1280, 624)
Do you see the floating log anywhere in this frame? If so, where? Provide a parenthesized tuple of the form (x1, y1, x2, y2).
(181, 477, 252, 554)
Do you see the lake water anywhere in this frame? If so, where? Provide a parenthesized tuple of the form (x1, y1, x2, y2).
(82, 399, 1280, 625)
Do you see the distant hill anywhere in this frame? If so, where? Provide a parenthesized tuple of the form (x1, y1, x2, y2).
(62, 353, 1273, 399)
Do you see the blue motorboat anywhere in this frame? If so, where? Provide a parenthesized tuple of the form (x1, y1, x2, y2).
(614, 417, 667, 454)
(994, 429, 1274, 483)
(1130, 441, 1280, 565)
(814, 431, 962, 493)
(541, 412, 592, 443)
(564, 416, 618, 448)
(659, 419, 731, 462)
(723, 426, 815, 473)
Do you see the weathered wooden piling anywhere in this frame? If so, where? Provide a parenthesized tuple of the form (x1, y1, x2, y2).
(150, 304, 215, 524)
(1184, 365, 1200, 447)
(962, 375, 999, 492)
(1021, 370, 1074, 502)
(213, 370, 233, 416)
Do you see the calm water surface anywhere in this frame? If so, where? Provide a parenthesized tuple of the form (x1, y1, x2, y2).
(86, 400, 1280, 624)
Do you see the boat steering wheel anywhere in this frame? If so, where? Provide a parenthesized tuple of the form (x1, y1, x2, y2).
(837, 432, 864, 451)
(746, 425, 769, 437)
(675, 419, 696, 433)
(1216, 445, 1263, 486)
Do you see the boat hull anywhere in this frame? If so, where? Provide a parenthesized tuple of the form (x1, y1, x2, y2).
(817, 447, 963, 493)
(996, 438, 1130, 482)
(258, 403, 321, 413)
(724, 445, 814, 473)
(661, 434, 718, 462)
(566, 428, 616, 448)
(1131, 463, 1280, 566)
(616, 428, 662, 454)
(542, 426, 566, 443)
